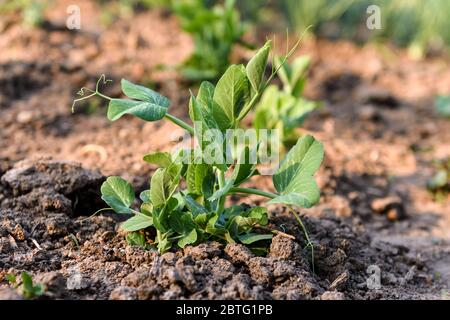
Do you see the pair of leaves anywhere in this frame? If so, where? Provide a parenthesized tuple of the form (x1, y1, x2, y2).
(203, 40, 271, 129)
(213, 64, 250, 128)
(108, 79, 170, 122)
(268, 135, 324, 208)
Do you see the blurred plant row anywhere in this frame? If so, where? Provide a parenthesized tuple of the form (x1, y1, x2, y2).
(4, 0, 450, 56)
(279, 0, 450, 57)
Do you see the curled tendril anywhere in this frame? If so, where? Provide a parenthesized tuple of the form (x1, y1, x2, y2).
(71, 74, 113, 113)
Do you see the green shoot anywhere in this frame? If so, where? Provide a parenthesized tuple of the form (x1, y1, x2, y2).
(6, 272, 44, 299)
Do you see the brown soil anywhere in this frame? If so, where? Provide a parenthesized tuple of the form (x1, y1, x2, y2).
(0, 0, 449, 300)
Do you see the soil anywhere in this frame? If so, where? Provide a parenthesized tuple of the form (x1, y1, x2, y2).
(0, 0, 449, 300)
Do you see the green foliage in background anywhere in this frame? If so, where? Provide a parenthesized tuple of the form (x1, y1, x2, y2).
(427, 158, 450, 202)
(280, 0, 450, 54)
(171, 0, 247, 81)
(0, 0, 46, 27)
(72, 41, 324, 254)
(435, 95, 450, 118)
(254, 55, 320, 150)
(6, 272, 44, 299)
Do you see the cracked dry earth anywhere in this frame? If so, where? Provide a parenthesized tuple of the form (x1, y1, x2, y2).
(0, 158, 446, 300)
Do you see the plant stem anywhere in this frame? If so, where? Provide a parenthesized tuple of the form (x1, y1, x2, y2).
(236, 91, 261, 122)
(288, 205, 315, 273)
(78, 207, 114, 222)
(228, 187, 278, 199)
(96, 92, 112, 101)
(164, 113, 194, 135)
(216, 170, 226, 214)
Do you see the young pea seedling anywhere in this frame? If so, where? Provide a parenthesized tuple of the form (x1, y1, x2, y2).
(72, 39, 324, 265)
(254, 55, 321, 151)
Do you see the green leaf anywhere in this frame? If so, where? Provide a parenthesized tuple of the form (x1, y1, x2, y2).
(184, 195, 208, 216)
(156, 235, 172, 253)
(139, 190, 151, 203)
(194, 212, 210, 228)
(189, 95, 227, 170)
(101, 176, 135, 214)
(107, 79, 170, 123)
(246, 40, 271, 93)
(169, 210, 195, 233)
(273, 135, 323, 192)
(227, 206, 268, 236)
(107, 98, 168, 122)
(150, 168, 179, 208)
(151, 198, 178, 232)
(238, 233, 273, 244)
(269, 135, 324, 208)
(197, 81, 215, 108)
(186, 163, 214, 195)
(143, 152, 172, 168)
(205, 213, 226, 236)
(21, 272, 43, 299)
(281, 98, 319, 131)
(246, 206, 269, 225)
(209, 146, 256, 201)
(190, 94, 219, 136)
(178, 228, 198, 248)
(213, 64, 249, 126)
(232, 146, 258, 185)
(121, 213, 153, 232)
(126, 232, 148, 248)
(197, 81, 232, 131)
(6, 274, 16, 284)
(269, 171, 320, 208)
(276, 55, 310, 96)
(121, 79, 170, 107)
(253, 85, 280, 130)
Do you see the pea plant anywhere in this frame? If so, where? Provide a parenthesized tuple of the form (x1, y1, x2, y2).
(253, 55, 320, 150)
(172, 0, 248, 81)
(72, 40, 324, 254)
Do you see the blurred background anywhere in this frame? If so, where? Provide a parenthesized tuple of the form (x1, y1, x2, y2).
(0, 0, 449, 292)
